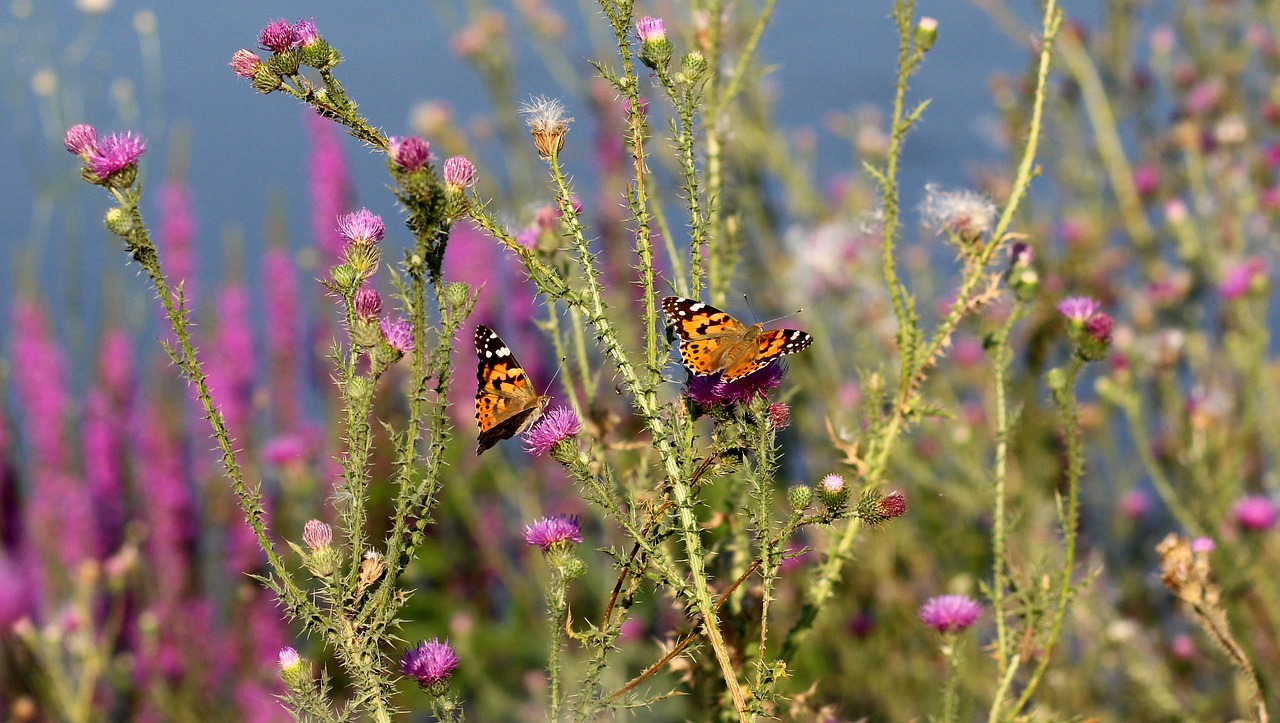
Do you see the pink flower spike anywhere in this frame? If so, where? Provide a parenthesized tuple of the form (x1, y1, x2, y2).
(64, 124, 97, 157)
(258, 18, 298, 53)
(522, 514, 584, 550)
(443, 156, 477, 189)
(336, 209, 385, 246)
(230, 49, 261, 78)
(388, 136, 430, 172)
(918, 594, 983, 633)
(88, 132, 146, 180)
(1057, 295, 1099, 323)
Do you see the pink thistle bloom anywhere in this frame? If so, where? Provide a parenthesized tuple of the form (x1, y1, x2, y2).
(443, 156, 477, 190)
(380, 317, 415, 354)
(292, 18, 319, 46)
(767, 402, 791, 429)
(1084, 312, 1115, 344)
(258, 19, 298, 53)
(522, 514, 584, 550)
(1119, 489, 1152, 520)
(230, 49, 261, 78)
(63, 123, 98, 157)
(820, 474, 845, 495)
(303, 520, 332, 550)
(636, 16, 666, 43)
(336, 208, 385, 246)
(353, 287, 383, 320)
(1191, 536, 1216, 553)
(918, 594, 983, 633)
(388, 136, 430, 172)
(1132, 164, 1161, 197)
(1234, 495, 1278, 531)
(1057, 295, 1100, 323)
(401, 638, 460, 691)
(278, 647, 302, 670)
(1219, 257, 1266, 300)
(524, 407, 582, 456)
(263, 434, 308, 466)
(685, 362, 786, 407)
(877, 490, 907, 519)
(87, 131, 146, 180)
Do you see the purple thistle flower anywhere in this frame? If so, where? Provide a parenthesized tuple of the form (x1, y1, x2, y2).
(1234, 495, 1278, 531)
(380, 317, 415, 354)
(258, 19, 299, 53)
(820, 474, 845, 495)
(229, 49, 261, 78)
(353, 287, 383, 320)
(278, 647, 301, 670)
(63, 123, 97, 157)
(1191, 536, 1216, 553)
(767, 402, 791, 429)
(877, 490, 907, 519)
(292, 18, 319, 46)
(522, 515, 584, 550)
(337, 208, 385, 246)
(636, 16, 666, 43)
(389, 136, 430, 172)
(87, 132, 146, 180)
(401, 638, 460, 691)
(1057, 295, 1100, 323)
(303, 520, 332, 550)
(918, 594, 983, 633)
(1084, 312, 1114, 344)
(1219, 257, 1266, 300)
(443, 156, 477, 189)
(523, 407, 582, 456)
(686, 362, 787, 408)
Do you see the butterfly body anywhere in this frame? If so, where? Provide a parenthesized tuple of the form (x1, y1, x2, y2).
(475, 325, 549, 454)
(661, 296, 813, 380)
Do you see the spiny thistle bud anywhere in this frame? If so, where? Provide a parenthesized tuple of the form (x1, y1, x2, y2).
(330, 263, 358, 291)
(857, 489, 907, 525)
(268, 48, 302, 77)
(295, 19, 339, 70)
(444, 282, 474, 316)
(443, 156, 477, 217)
(817, 474, 849, 513)
(389, 136, 431, 173)
(346, 374, 373, 406)
(519, 95, 573, 159)
(680, 51, 708, 81)
(302, 520, 332, 550)
(768, 402, 791, 429)
(104, 207, 135, 237)
(915, 17, 938, 52)
(278, 647, 310, 690)
(1058, 296, 1112, 361)
(302, 520, 339, 578)
(788, 484, 814, 512)
(636, 16, 672, 70)
(250, 64, 284, 94)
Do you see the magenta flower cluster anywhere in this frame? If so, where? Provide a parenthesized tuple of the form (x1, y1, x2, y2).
(523, 407, 582, 456)
(63, 124, 147, 182)
(401, 638, 460, 691)
(685, 362, 786, 408)
(918, 594, 983, 633)
(257, 18, 318, 53)
(522, 515, 584, 551)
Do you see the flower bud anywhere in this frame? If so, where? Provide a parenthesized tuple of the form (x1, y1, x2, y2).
(816, 474, 849, 513)
(915, 17, 938, 52)
(330, 263, 358, 291)
(680, 51, 708, 80)
(104, 207, 135, 237)
(636, 16, 673, 70)
(251, 65, 284, 94)
(444, 282, 474, 316)
(788, 484, 814, 512)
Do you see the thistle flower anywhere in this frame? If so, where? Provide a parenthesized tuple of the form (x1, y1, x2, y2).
(258, 19, 298, 53)
(302, 520, 332, 550)
(635, 16, 666, 43)
(817, 473, 850, 512)
(637, 17, 673, 72)
(87, 132, 146, 182)
(524, 407, 582, 456)
(401, 639, 460, 694)
(389, 136, 430, 172)
(685, 363, 786, 408)
(876, 490, 907, 519)
(380, 317, 415, 355)
(353, 288, 382, 320)
(918, 594, 983, 633)
(63, 123, 97, 157)
(292, 18, 319, 46)
(443, 156, 477, 190)
(229, 49, 261, 78)
(336, 208, 385, 246)
(1057, 296, 1100, 323)
(522, 515, 584, 551)
(1234, 495, 1278, 531)
(1219, 257, 1266, 300)
(278, 647, 301, 670)
(519, 95, 573, 159)
(767, 402, 791, 429)
(919, 184, 998, 242)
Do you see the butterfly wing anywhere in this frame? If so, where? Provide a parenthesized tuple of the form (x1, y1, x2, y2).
(720, 328, 814, 380)
(661, 296, 751, 376)
(475, 325, 546, 454)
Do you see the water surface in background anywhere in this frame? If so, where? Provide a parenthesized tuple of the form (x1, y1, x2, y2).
(1, 0, 1038, 366)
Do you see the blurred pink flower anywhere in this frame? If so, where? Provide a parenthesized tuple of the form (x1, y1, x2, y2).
(157, 180, 199, 303)
(306, 112, 353, 264)
(263, 248, 302, 430)
(1118, 489, 1152, 521)
(1218, 257, 1266, 300)
(1234, 495, 1278, 531)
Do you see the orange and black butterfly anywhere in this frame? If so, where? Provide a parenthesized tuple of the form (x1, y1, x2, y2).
(661, 296, 813, 381)
(474, 325, 549, 454)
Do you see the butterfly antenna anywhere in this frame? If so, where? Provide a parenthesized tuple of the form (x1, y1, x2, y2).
(542, 356, 568, 397)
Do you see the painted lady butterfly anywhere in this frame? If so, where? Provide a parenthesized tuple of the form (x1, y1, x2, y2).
(661, 296, 813, 381)
(474, 325, 550, 455)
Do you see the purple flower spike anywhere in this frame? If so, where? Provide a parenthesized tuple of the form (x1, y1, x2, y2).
(64, 124, 98, 156)
(380, 317, 415, 355)
(636, 16, 666, 43)
(337, 208, 385, 246)
(524, 406, 582, 456)
(1234, 495, 1278, 531)
(1057, 295, 1099, 323)
(389, 136, 431, 172)
(918, 594, 983, 633)
(523, 514, 584, 551)
(443, 156, 477, 189)
(88, 132, 146, 180)
(293, 18, 319, 46)
(686, 363, 786, 408)
(258, 19, 299, 53)
(401, 638, 460, 693)
(230, 49, 261, 78)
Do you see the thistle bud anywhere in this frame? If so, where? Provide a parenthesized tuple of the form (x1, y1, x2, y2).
(816, 474, 849, 513)
(444, 282, 475, 316)
(330, 263, 358, 291)
(915, 17, 938, 52)
(788, 485, 814, 512)
(636, 16, 673, 70)
(278, 647, 310, 690)
(250, 65, 284, 94)
(104, 207, 135, 237)
(680, 51, 708, 81)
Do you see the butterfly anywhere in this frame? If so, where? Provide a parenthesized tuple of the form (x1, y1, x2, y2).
(474, 325, 550, 455)
(661, 296, 813, 381)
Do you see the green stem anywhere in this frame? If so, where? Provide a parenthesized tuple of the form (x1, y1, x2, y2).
(990, 301, 1027, 677)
